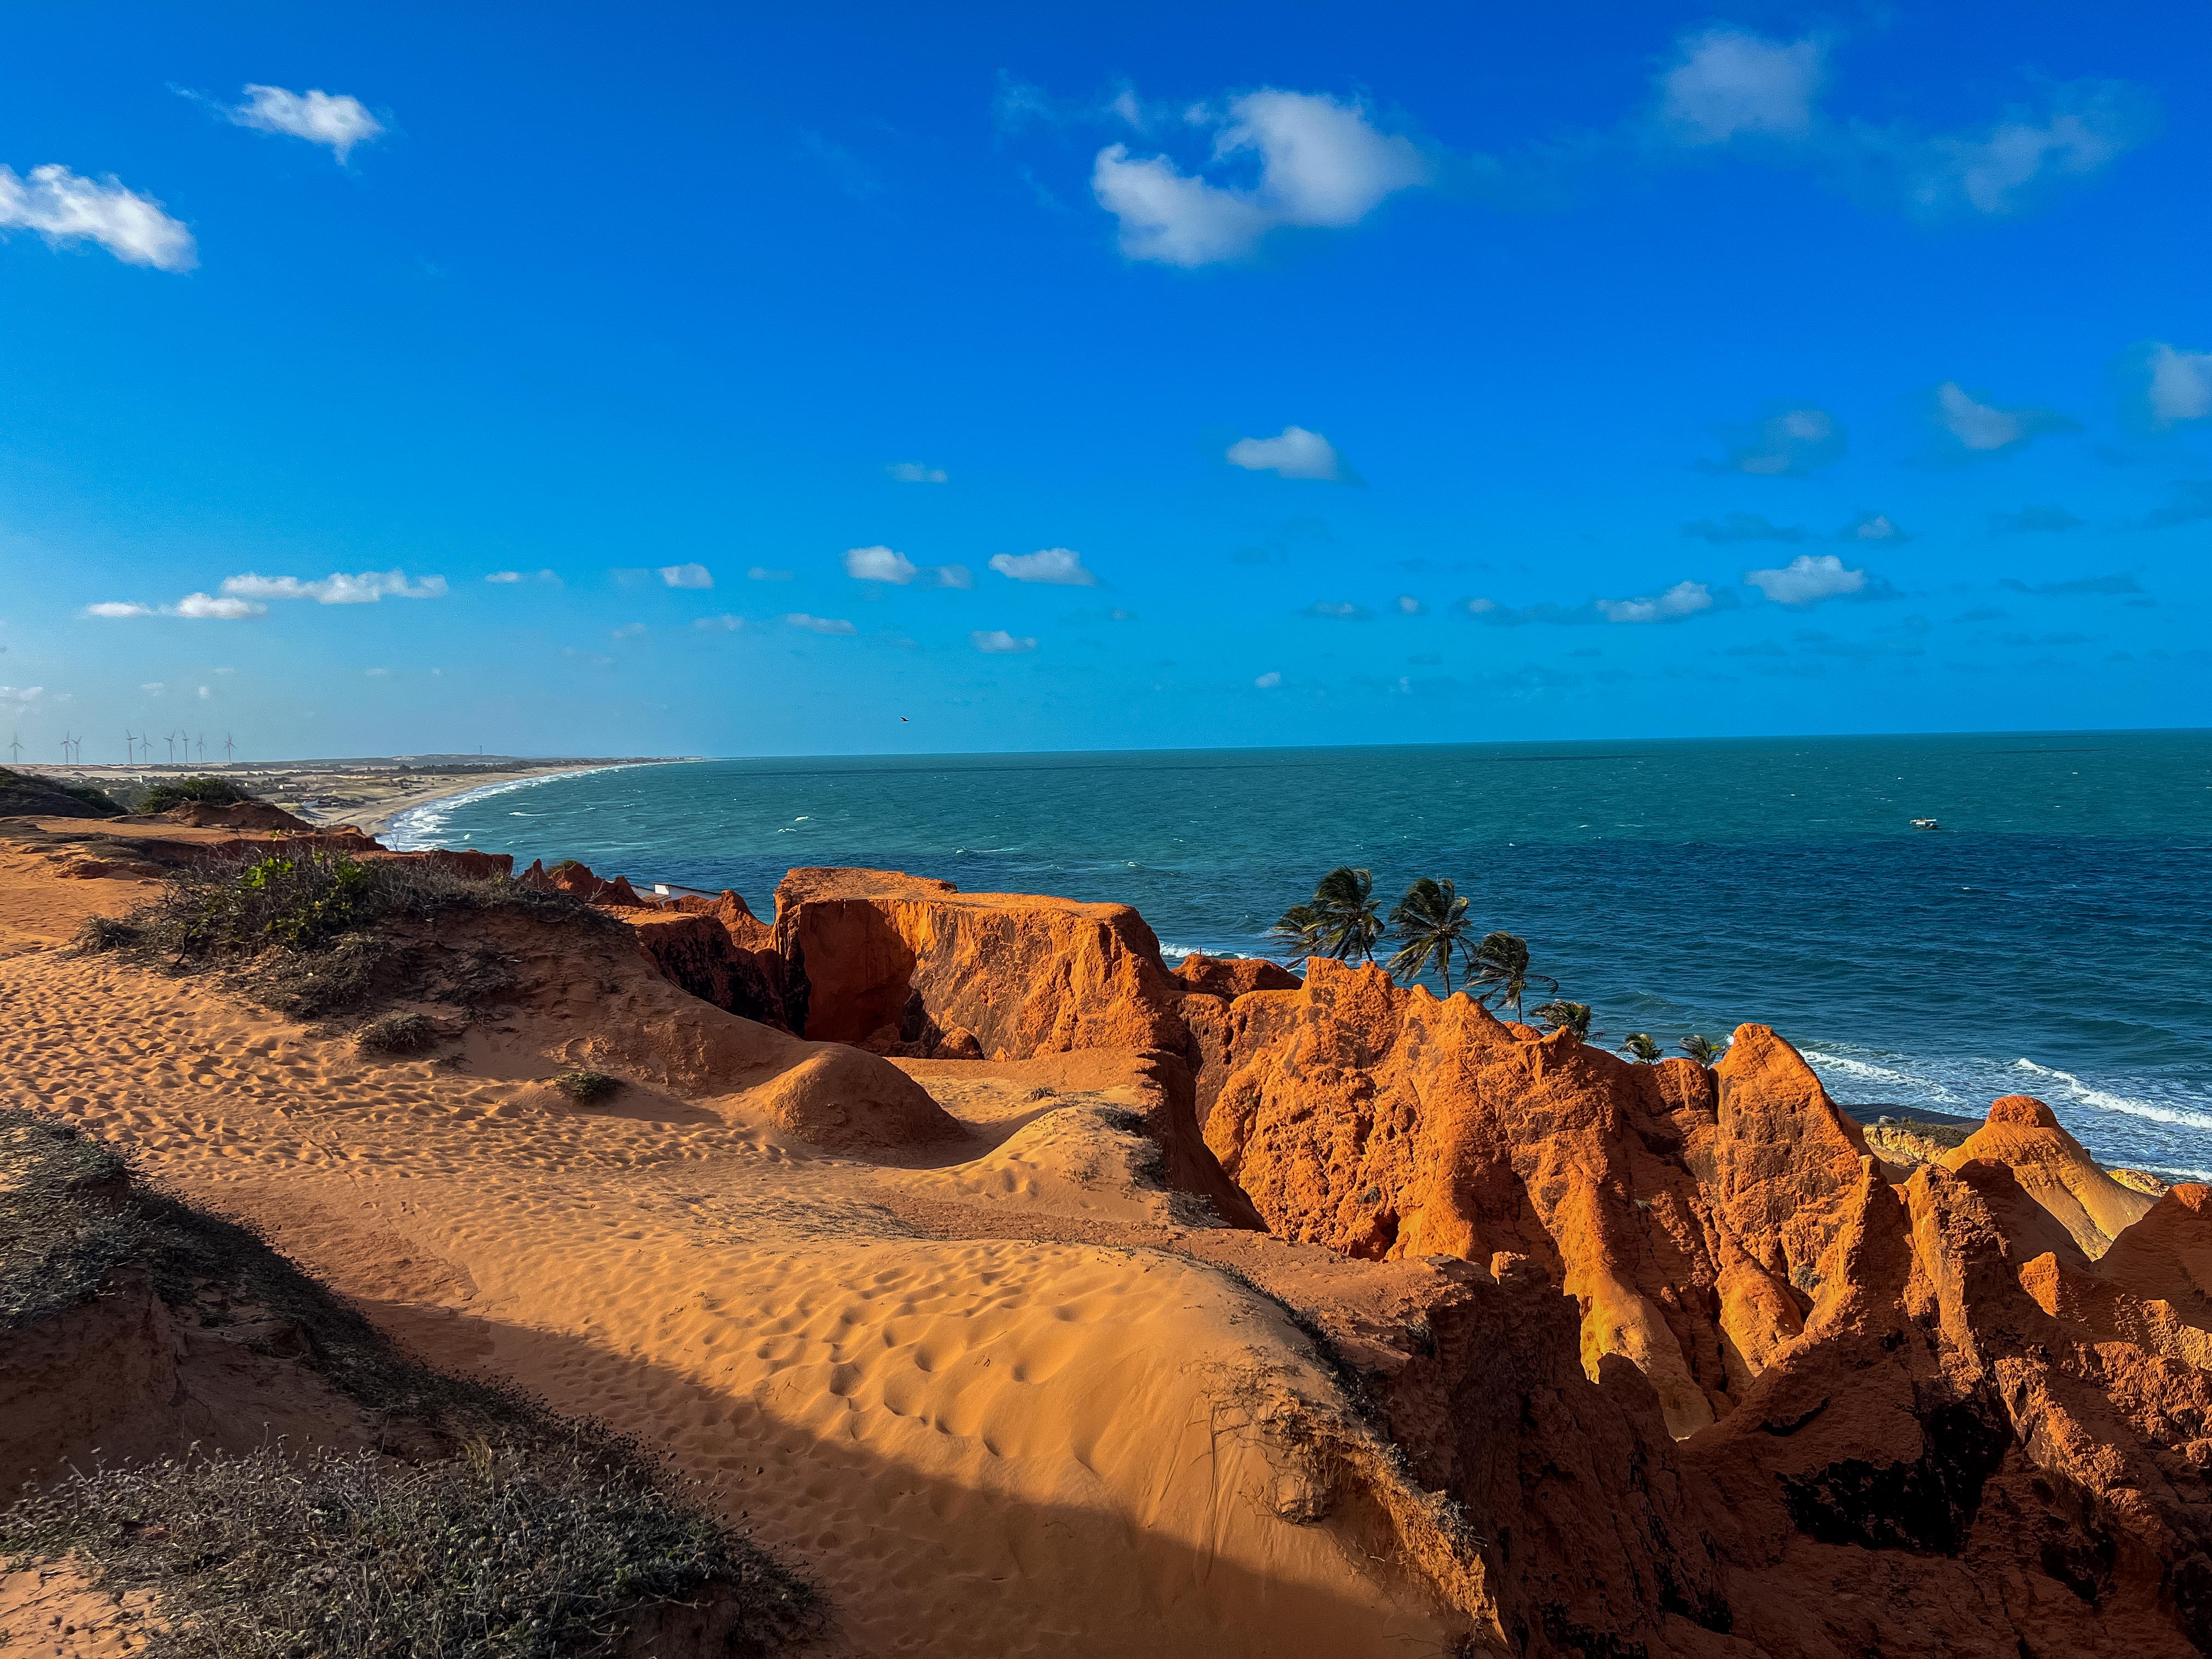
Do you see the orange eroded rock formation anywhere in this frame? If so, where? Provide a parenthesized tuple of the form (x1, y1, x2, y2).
(770, 866, 1191, 1060)
(1940, 1092, 2156, 1258)
(1199, 957, 1872, 1435)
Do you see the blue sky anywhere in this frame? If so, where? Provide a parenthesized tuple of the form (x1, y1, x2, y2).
(3, 1, 2207, 760)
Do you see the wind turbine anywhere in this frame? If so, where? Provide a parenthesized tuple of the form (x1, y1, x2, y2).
(223, 732, 235, 763)
(7, 733, 20, 764)
(162, 731, 174, 763)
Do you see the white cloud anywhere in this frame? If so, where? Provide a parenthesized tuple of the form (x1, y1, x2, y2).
(1254, 670, 1282, 689)
(1658, 28, 1822, 144)
(1092, 89, 1427, 265)
(142, 681, 165, 694)
(226, 85, 384, 163)
(839, 546, 970, 588)
(1395, 595, 1424, 615)
(1933, 381, 2075, 453)
(84, 601, 154, 618)
(1845, 512, 1906, 543)
(694, 614, 742, 631)
(2147, 343, 2212, 426)
(989, 547, 1098, 586)
(1901, 83, 2150, 217)
(1305, 600, 1369, 619)
(785, 613, 856, 635)
(845, 545, 918, 584)
(1936, 382, 2019, 449)
(658, 562, 713, 589)
(888, 462, 949, 484)
(611, 623, 646, 639)
(748, 566, 793, 581)
(0, 163, 195, 271)
(1745, 554, 1865, 606)
(171, 592, 266, 619)
(1226, 425, 1344, 481)
(1597, 580, 1713, 624)
(486, 568, 560, 584)
(221, 569, 448, 604)
(970, 629, 1038, 653)
(0, 685, 42, 708)
(196, 685, 210, 699)
(1711, 405, 1845, 476)
(364, 666, 392, 676)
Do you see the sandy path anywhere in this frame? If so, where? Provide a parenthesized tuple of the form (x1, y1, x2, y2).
(0, 872, 1458, 1657)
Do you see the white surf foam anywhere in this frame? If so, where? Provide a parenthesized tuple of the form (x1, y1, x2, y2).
(383, 765, 640, 851)
(2010, 1058, 2212, 1134)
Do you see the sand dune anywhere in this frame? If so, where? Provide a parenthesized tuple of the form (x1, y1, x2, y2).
(0, 854, 1460, 1657)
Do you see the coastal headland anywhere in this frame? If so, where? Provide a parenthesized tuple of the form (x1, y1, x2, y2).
(5, 754, 675, 839)
(3, 787, 2209, 1657)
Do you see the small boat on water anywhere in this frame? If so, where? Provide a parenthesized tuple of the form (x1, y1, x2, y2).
(1911, 817, 1939, 830)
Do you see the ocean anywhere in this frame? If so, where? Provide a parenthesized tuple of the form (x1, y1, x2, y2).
(388, 731, 2212, 1182)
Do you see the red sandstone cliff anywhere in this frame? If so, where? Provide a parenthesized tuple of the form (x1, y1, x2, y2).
(1199, 957, 1862, 1435)
(769, 867, 1191, 1061)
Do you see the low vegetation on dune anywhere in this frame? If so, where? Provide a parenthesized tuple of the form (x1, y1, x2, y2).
(554, 1068, 622, 1104)
(0, 1110, 816, 1658)
(0, 1112, 139, 1329)
(134, 772, 257, 814)
(79, 849, 617, 1019)
(0, 765, 123, 820)
(354, 1009, 440, 1054)
(4, 1442, 800, 1659)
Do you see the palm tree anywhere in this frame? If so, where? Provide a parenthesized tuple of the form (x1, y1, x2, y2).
(1271, 866, 1383, 965)
(1269, 901, 1327, 961)
(1621, 1032, 1662, 1062)
(1466, 930, 1556, 1020)
(1386, 877, 1474, 991)
(1531, 1000, 1593, 1040)
(1680, 1033, 1724, 1067)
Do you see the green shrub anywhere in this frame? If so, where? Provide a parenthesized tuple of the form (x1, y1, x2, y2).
(0, 768, 122, 819)
(555, 1069, 620, 1104)
(80, 852, 618, 1018)
(136, 774, 252, 813)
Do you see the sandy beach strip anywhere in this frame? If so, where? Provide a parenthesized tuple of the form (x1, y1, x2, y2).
(362, 759, 697, 843)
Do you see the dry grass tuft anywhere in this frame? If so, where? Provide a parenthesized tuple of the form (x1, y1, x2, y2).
(354, 1011, 439, 1055)
(554, 1069, 621, 1104)
(1, 1440, 812, 1659)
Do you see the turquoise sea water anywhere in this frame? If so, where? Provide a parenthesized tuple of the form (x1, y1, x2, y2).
(390, 732, 2212, 1181)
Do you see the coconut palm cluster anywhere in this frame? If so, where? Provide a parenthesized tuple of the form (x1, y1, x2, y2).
(1270, 866, 1724, 1066)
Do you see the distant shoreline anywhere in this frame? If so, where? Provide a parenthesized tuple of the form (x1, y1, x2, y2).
(14, 756, 685, 841)
(370, 760, 687, 843)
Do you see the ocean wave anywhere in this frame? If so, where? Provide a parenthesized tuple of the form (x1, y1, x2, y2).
(384, 765, 641, 851)
(2010, 1058, 2212, 1133)
(1801, 1049, 1967, 1105)
(2143, 1164, 2212, 1184)
(1157, 940, 1276, 963)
